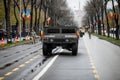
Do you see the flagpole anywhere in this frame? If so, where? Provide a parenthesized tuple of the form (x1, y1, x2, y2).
(20, 0, 22, 41)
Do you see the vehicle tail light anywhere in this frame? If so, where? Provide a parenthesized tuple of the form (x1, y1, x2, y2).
(76, 31, 80, 38)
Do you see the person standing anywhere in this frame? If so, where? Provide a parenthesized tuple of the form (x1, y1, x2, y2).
(31, 30, 36, 44)
(88, 27, 92, 39)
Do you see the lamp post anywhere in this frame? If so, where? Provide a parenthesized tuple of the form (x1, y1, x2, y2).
(20, 0, 22, 41)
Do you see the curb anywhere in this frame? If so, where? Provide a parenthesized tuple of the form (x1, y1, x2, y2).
(0, 41, 32, 50)
(99, 37, 120, 47)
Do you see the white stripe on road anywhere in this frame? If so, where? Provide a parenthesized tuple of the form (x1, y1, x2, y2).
(32, 55, 58, 80)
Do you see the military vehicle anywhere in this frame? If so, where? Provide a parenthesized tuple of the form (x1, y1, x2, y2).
(42, 26, 79, 56)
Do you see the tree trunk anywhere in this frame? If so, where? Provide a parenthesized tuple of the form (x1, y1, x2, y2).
(105, 3, 110, 37)
(13, 1, 19, 30)
(30, 0, 33, 33)
(34, 0, 38, 34)
(22, 0, 27, 33)
(117, 0, 120, 13)
(112, 0, 119, 39)
(3, 0, 12, 43)
(37, 0, 42, 32)
(101, 2, 105, 36)
(13, 4, 19, 37)
(43, 8, 47, 27)
(97, 13, 101, 35)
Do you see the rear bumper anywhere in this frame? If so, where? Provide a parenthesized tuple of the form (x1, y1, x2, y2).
(43, 42, 77, 49)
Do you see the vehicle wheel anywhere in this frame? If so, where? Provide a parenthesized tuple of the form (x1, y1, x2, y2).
(43, 44, 48, 56)
(48, 48, 52, 56)
(72, 44, 78, 56)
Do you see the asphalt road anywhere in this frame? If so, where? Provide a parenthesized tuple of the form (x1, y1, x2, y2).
(34, 34, 120, 80)
(0, 34, 120, 80)
(0, 42, 46, 80)
(84, 34, 120, 80)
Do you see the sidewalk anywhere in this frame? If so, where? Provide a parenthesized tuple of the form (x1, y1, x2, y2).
(0, 38, 41, 51)
(0, 41, 42, 56)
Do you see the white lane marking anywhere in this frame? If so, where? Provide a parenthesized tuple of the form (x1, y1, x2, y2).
(32, 55, 58, 80)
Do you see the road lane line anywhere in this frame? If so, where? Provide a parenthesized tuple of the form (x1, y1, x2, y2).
(25, 61, 30, 64)
(83, 38, 100, 80)
(94, 74, 100, 79)
(91, 66, 96, 69)
(1, 55, 40, 79)
(12, 68, 19, 72)
(32, 55, 58, 80)
(30, 59, 34, 61)
(0, 77, 4, 80)
(93, 69, 98, 74)
(4, 72, 13, 76)
(33, 56, 38, 59)
(19, 64, 25, 68)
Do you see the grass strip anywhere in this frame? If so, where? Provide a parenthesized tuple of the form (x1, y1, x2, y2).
(93, 33, 120, 46)
(0, 40, 32, 49)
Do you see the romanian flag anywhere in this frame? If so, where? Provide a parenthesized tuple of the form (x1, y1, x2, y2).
(109, 9, 114, 19)
(21, 10, 26, 20)
(27, 14, 31, 21)
(99, 14, 102, 22)
(22, 13, 26, 20)
(26, 9, 31, 21)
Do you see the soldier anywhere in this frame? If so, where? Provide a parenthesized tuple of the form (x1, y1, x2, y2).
(31, 30, 36, 44)
(88, 27, 92, 39)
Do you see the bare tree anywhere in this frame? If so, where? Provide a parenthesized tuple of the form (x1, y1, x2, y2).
(84, 0, 103, 34)
(104, 0, 110, 37)
(116, 0, 120, 12)
(3, 0, 12, 43)
(22, 0, 30, 32)
(112, 0, 119, 39)
(30, 0, 34, 33)
(13, 0, 20, 32)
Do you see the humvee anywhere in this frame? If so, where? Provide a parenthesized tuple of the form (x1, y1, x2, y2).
(42, 26, 79, 56)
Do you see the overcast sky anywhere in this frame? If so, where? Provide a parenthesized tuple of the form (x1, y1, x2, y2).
(66, 0, 88, 11)
(66, 0, 88, 26)
(66, 0, 118, 26)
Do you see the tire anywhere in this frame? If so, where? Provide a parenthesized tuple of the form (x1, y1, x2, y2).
(72, 44, 78, 56)
(48, 48, 52, 56)
(43, 44, 52, 56)
(43, 44, 48, 56)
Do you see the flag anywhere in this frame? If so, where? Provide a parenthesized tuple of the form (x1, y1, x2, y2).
(93, 17, 96, 25)
(21, 9, 26, 20)
(99, 14, 102, 22)
(26, 9, 31, 21)
(109, 9, 114, 19)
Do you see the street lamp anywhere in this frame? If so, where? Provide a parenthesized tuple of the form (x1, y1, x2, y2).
(20, 0, 22, 41)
